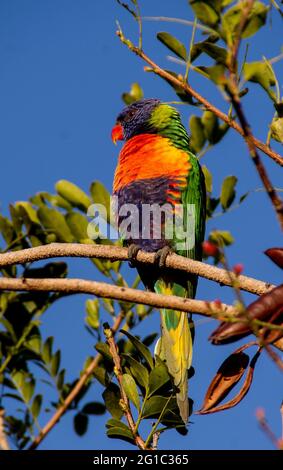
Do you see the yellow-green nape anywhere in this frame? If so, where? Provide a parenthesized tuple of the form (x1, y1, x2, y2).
(149, 103, 180, 130)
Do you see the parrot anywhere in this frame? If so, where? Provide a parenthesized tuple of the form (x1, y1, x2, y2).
(111, 98, 206, 423)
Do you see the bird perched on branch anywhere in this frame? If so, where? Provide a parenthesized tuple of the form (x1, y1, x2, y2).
(111, 98, 206, 422)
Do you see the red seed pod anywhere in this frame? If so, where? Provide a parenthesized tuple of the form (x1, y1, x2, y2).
(233, 263, 244, 275)
(202, 241, 218, 257)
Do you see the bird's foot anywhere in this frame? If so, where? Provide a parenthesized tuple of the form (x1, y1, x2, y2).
(127, 244, 140, 268)
(154, 246, 172, 268)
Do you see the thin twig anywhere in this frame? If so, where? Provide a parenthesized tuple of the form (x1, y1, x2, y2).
(104, 322, 148, 450)
(229, 0, 254, 75)
(0, 243, 274, 296)
(142, 16, 215, 34)
(264, 344, 283, 372)
(116, 28, 283, 166)
(0, 276, 237, 317)
(28, 312, 125, 450)
(256, 408, 282, 449)
(0, 409, 10, 450)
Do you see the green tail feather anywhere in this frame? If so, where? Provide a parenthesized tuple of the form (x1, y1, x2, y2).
(154, 280, 193, 423)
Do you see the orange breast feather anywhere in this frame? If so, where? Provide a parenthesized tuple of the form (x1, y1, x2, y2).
(113, 134, 191, 192)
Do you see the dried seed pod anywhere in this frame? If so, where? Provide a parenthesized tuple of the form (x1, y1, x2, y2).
(210, 284, 283, 344)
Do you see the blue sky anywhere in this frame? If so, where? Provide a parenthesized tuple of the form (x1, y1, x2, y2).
(0, 0, 282, 450)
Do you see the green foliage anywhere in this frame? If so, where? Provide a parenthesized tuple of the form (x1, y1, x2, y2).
(55, 180, 91, 212)
(243, 61, 277, 101)
(157, 32, 187, 60)
(189, 0, 221, 27)
(0, 177, 156, 447)
(122, 373, 141, 410)
(220, 175, 238, 210)
(270, 117, 283, 143)
(122, 82, 144, 105)
(101, 332, 189, 446)
(222, 1, 269, 43)
(189, 110, 229, 154)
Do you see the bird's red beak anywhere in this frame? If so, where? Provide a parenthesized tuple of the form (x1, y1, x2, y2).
(111, 123, 124, 145)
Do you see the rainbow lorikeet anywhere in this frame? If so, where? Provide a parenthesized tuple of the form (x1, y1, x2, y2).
(111, 99, 206, 422)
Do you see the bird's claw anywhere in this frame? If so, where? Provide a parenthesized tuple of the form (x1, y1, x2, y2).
(127, 244, 140, 268)
(154, 246, 172, 268)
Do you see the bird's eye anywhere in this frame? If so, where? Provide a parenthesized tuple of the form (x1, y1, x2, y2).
(123, 110, 136, 122)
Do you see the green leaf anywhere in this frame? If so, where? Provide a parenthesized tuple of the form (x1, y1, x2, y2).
(142, 395, 176, 419)
(46, 194, 73, 211)
(50, 350, 61, 376)
(9, 204, 23, 234)
(102, 383, 123, 419)
(209, 230, 234, 246)
(106, 426, 134, 443)
(37, 206, 73, 242)
(85, 299, 100, 330)
(197, 42, 227, 65)
(196, 64, 226, 85)
(190, 35, 219, 62)
(222, 1, 269, 42)
(214, 122, 230, 143)
(157, 32, 187, 60)
(65, 212, 89, 241)
(11, 370, 25, 390)
(239, 192, 249, 204)
(57, 369, 65, 390)
(15, 201, 42, 239)
(55, 180, 91, 212)
(106, 418, 128, 429)
(189, 0, 221, 27)
(270, 117, 283, 143)
(0, 294, 8, 315)
(22, 377, 35, 403)
(220, 175, 238, 210)
(25, 331, 41, 354)
(90, 181, 111, 224)
(201, 110, 219, 143)
(243, 61, 277, 101)
(202, 165, 213, 193)
(189, 115, 206, 153)
(148, 363, 170, 396)
(122, 354, 149, 389)
(121, 330, 153, 369)
(121, 373, 140, 410)
(31, 394, 42, 419)
(122, 82, 143, 105)
(82, 402, 106, 415)
(42, 337, 53, 364)
(0, 215, 15, 244)
(95, 342, 112, 362)
(74, 412, 88, 436)
(93, 366, 109, 386)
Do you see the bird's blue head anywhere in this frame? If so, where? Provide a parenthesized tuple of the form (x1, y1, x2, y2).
(111, 98, 161, 143)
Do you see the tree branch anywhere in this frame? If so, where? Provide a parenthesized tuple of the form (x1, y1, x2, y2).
(226, 0, 283, 230)
(0, 243, 274, 296)
(28, 311, 125, 450)
(104, 322, 148, 450)
(116, 29, 283, 167)
(0, 276, 237, 317)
